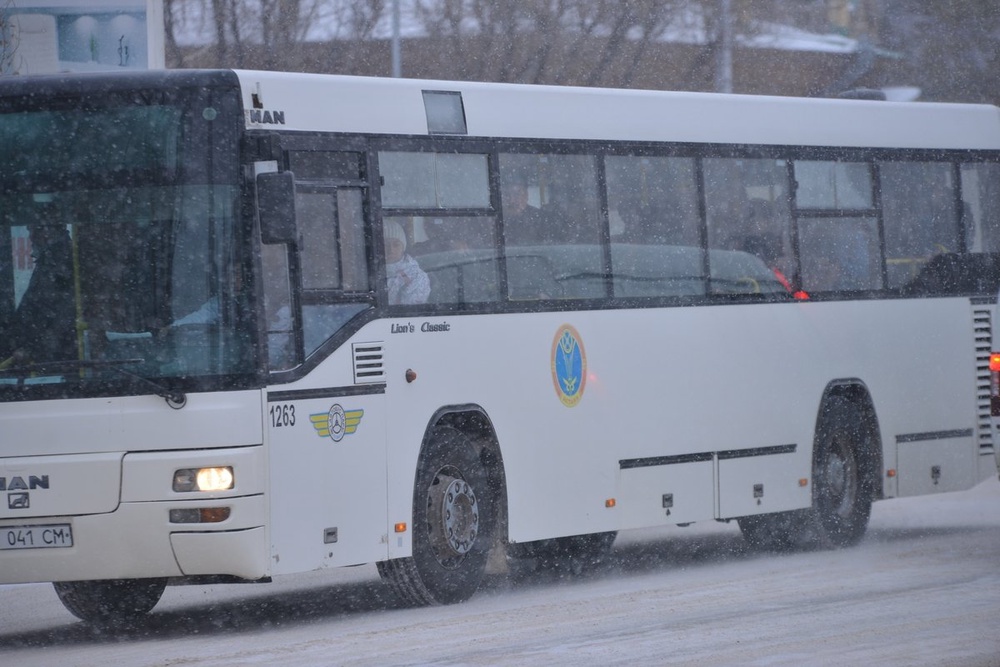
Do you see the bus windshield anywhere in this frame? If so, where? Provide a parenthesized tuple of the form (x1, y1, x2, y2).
(0, 80, 253, 400)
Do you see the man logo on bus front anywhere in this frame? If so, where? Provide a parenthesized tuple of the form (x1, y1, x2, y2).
(8, 493, 29, 510)
(552, 324, 586, 408)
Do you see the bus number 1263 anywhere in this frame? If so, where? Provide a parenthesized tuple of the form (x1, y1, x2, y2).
(269, 404, 296, 428)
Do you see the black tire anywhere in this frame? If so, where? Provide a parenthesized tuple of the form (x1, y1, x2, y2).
(739, 396, 874, 551)
(53, 578, 167, 626)
(805, 396, 874, 548)
(378, 425, 494, 605)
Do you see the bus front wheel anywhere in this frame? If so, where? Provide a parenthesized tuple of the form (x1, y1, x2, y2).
(53, 577, 167, 626)
(378, 425, 495, 606)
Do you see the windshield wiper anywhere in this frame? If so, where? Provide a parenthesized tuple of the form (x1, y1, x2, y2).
(0, 359, 187, 408)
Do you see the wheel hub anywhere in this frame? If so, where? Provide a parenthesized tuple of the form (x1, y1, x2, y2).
(441, 477, 479, 555)
(827, 456, 847, 496)
(822, 438, 858, 516)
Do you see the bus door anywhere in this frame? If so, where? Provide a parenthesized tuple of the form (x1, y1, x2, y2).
(260, 142, 389, 574)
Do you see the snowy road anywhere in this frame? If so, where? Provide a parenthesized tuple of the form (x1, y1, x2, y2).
(2, 478, 999, 666)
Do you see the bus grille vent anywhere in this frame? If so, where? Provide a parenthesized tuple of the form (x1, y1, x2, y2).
(972, 304, 994, 455)
(353, 342, 386, 384)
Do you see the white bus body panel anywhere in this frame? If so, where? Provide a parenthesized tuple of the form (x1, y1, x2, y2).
(363, 296, 977, 548)
(896, 435, 979, 496)
(262, 334, 390, 574)
(0, 452, 122, 517)
(0, 303, 981, 578)
(234, 71, 1000, 151)
(0, 390, 263, 458)
(617, 461, 716, 528)
(265, 381, 389, 575)
(227, 69, 996, 553)
(0, 391, 269, 583)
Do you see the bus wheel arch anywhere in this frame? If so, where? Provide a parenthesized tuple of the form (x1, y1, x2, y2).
(378, 405, 506, 606)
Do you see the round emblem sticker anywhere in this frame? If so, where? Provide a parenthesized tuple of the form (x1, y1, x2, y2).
(327, 404, 347, 442)
(551, 324, 586, 407)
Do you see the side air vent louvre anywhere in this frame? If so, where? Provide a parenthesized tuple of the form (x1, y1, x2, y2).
(972, 305, 993, 454)
(353, 342, 386, 384)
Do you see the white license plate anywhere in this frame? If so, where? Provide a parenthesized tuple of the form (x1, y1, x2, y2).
(0, 524, 73, 550)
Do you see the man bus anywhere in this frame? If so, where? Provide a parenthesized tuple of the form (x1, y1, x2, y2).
(2, 69, 999, 624)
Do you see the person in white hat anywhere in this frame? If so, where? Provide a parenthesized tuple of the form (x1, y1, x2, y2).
(384, 220, 430, 305)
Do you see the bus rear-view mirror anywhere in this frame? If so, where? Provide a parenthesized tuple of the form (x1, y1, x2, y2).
(257, 171, 297, 245)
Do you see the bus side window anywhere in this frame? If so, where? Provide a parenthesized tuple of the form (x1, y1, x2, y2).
(795, 161, 873, 209)
(604, 155, 704, 297)
(499, 153, 604, 299)
(794, 160, 881, 293)
(604, 155, 699, 247)
(297, 191, 342, 290)
(961, 163, 1000, 254)
(261, 243, 295, 371)
(378, 151, 495, 306)
(881, 162, 959, 289)
(703, 158, 794, 294)
(798, 217, 880, 292)
(410, 216, 500, 305)
(299, 188, 371, 353)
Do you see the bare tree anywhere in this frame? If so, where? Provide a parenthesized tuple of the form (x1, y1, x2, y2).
(335, 0, 387, 71)
(166, 0, 389, 70)
(583, 1, 689, 87)
(406, 0, 691, 87)
(167, 0, 786, 83)
(172, 0, 983, 101)
(878, 0, 1000, 104)
(412, 0, 526, 81)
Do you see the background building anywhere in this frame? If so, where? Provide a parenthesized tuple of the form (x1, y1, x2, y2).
(0, 1, 164, 75)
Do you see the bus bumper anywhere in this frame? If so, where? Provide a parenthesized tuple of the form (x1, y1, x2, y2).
(1, 444, 269, 584)
(0, 494, 268, 584)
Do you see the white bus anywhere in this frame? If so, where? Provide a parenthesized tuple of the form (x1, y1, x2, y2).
(2, 70, 999, 625)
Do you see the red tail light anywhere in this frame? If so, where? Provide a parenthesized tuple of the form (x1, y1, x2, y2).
(990, 354, 1000, 372)
(991, 354, 1000, 416)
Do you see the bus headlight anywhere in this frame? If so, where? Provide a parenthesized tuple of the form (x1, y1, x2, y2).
(173, 467, 234, 492)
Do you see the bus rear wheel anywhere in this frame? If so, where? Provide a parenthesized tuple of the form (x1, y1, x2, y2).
(53, 578, 167, 626)
(739, 396, 874, 551)
(806, 396, 874, 548)
(378, 425, 494, 606)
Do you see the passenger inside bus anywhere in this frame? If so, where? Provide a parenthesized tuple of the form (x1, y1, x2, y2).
(502, 176, 550, 246)
(384, 220, 430, 305)
(733, 199, 795, 292)
(500, 172, 583, 247)
(0, 221, 76, 367)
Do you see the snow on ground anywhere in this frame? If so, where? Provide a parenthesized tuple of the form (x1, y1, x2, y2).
(2, 477, 999, 666)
